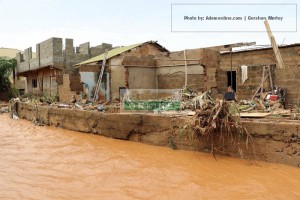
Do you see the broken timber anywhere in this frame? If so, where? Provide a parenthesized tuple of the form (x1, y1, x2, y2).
(252, 65, 274, 99)
(93, 49, 108, 102)
(264, 20, 285, 69)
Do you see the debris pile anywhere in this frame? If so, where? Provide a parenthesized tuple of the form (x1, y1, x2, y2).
(188, 92, 252, 158)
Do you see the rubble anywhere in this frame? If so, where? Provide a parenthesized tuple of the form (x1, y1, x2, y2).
(6, 85, 297, 120)
(0, 107, 9, 114)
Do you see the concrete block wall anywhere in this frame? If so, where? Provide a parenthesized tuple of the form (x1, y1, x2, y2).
(220, 45, 300, 103)
(30, 44, 40, 70)
(235, 65, 275, 100)
(90, 43, 113, 57)
(274, 67, 300, 104)
(201, 48, 220, 90)
(64, 54, 90, 73)
(16, 52, 27, 73)
(16, 37, 112, 99)
(39, 37, 63, 67)
(155, 48, 220, 92)
(18, 48, 32, 73)
(17, 37, 113, 74)
(79, 42, 90, 55)
(65, 40, 113, 74)
(65, 38, 74, 56)
(158, 73, 205, 92)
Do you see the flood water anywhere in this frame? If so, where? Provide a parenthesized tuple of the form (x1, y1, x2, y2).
(0, 114, 300, 200)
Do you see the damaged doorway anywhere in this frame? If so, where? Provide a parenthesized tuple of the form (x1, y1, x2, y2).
(227, 71, 236, 91)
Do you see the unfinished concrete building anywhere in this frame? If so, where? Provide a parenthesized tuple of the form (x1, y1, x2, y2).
(16, 37, 112, 101)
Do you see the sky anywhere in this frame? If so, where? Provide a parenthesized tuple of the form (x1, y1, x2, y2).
(0, 0, 299, 52)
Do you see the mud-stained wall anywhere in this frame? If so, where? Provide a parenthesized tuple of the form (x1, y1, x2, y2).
(127, 67, 156, 89)
(110, 56, 126, 99)
(17, 102, 300, 167)
(155, 48, 220, 91)
(58, 74, 82, 102)
(158, 73, 206, 92)
(26, 68, 60, 95)
(157, 65, 205, 91)
(110, 43, 168, 99)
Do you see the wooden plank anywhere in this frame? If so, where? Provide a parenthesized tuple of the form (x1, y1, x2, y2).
(260, 66, 265, 98)
(268, 65, 274, 94)
(239, 112, 270, 118)
(252, 74, 269, 100)
(264, 20, 285, 69)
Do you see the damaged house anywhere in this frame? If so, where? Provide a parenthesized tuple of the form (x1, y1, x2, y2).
(75, 41, 169, 100)
(75, 41, 220, 101)
(18, 37, 300, 105)
(16, 37, 112, 102)
(218, 44, 300, 104)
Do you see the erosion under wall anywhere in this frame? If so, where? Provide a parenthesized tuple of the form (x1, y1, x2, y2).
(17, 102, 300, 167)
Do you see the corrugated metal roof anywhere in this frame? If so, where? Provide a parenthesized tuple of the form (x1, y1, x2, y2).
(221, 43, 300, 54)
(75, 42, 144, 66)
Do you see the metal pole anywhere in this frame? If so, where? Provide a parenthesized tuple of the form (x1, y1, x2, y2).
(230, 47, 233, 90)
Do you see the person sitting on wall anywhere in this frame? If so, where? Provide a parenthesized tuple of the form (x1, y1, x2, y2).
(224, 86, 237, 101)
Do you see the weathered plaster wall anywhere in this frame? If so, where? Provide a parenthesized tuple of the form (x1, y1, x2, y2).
(127, 67, 156, 89)
(110, 43, 166, 99)
(110, 56, 125, 99)
(17, 102, 300, 167)
(26, 68, 60, 95)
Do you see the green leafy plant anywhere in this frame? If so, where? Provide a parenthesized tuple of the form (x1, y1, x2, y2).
(0, 57, 18, 98)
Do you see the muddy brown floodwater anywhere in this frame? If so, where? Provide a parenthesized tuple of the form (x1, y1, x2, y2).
(0, 114, 300, 200)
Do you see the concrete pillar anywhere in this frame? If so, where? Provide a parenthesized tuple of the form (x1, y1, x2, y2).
(36, 44, 40, 67)
(79, 42, 90, 55)
(65, 38, 74, 56)
(16, 52, 23, 65)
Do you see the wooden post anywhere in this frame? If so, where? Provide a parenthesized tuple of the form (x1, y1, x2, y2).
(260, 66, 265, 98)
(264, 20, 285, 69)
(183, 50, 187, 88)
(268, 65, 274, 94)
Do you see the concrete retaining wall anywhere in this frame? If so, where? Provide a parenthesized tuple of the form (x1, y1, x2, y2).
(17, 102, 300, 167)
